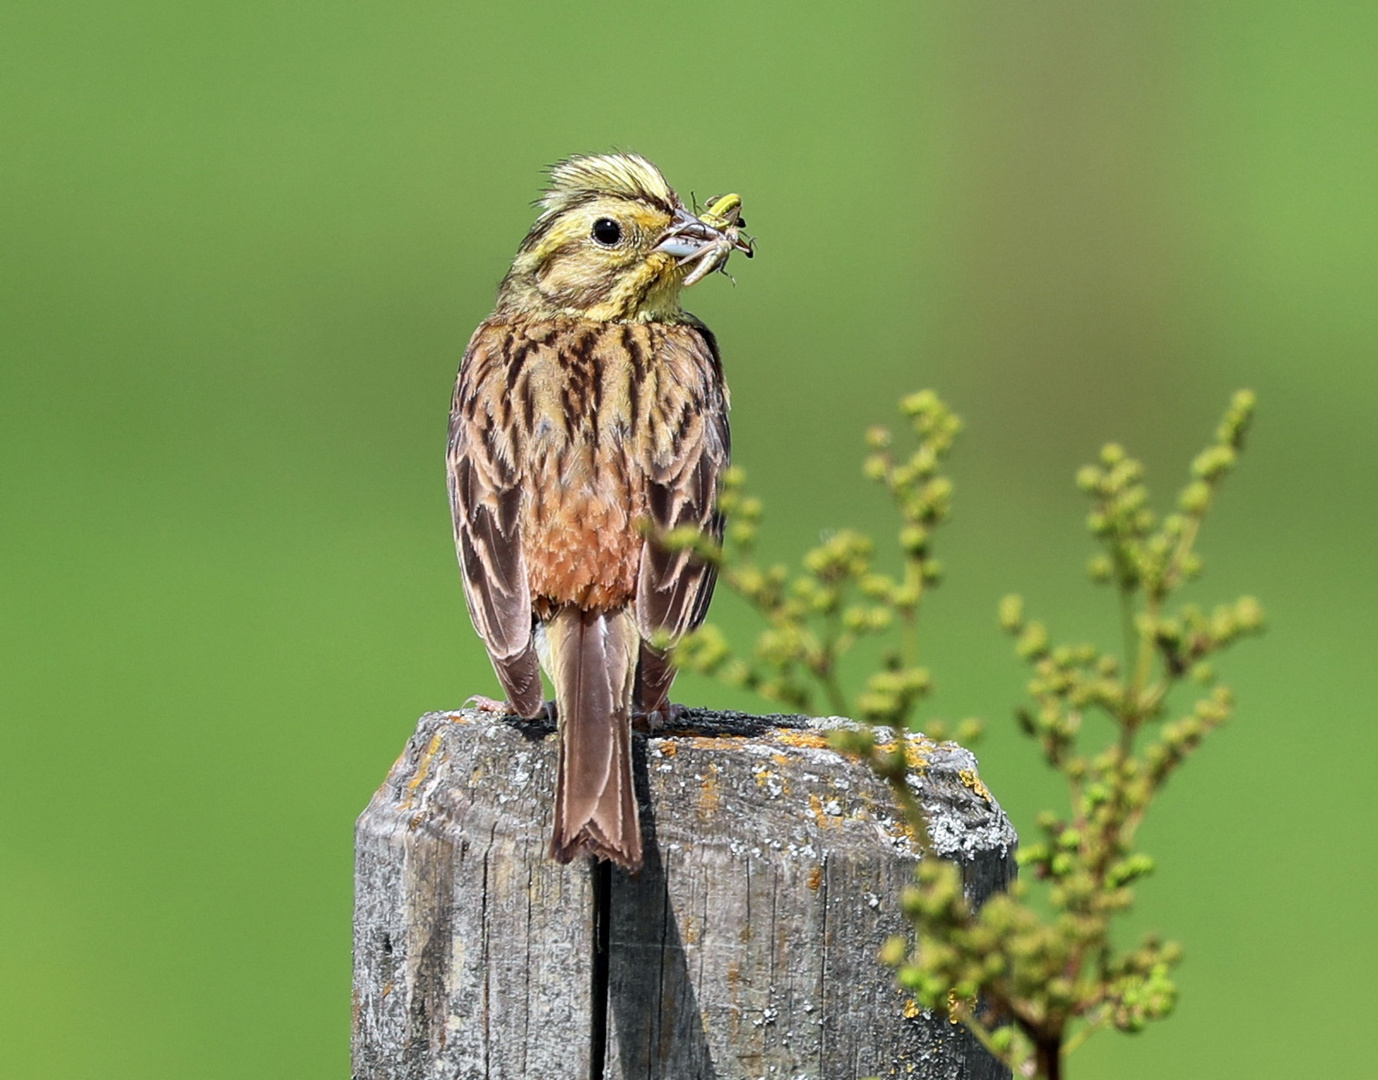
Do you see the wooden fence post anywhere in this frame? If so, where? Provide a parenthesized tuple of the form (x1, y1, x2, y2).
(353, 708, 1016, 1080)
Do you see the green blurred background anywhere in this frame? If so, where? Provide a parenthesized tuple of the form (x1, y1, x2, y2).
(3, 2, 1374, 1076)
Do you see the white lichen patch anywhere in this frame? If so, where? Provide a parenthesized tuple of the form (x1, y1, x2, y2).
(752, 765, 784, 798)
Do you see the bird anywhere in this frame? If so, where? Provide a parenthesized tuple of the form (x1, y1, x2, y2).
(446, 154, 751, 872)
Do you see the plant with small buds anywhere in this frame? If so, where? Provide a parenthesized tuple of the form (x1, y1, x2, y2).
(660, 389, 1262, 1079)
(668, 390, 980, 744)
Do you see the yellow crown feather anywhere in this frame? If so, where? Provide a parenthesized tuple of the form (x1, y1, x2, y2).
(538, 153, 679, 216)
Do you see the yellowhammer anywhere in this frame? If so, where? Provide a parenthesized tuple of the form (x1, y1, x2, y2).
(447, 154, 751, 871)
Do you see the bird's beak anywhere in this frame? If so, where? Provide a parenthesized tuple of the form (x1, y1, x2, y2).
(655, 204, 753, 285)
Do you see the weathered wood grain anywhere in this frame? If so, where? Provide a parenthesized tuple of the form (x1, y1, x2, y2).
(353, 709, 1016, 1080)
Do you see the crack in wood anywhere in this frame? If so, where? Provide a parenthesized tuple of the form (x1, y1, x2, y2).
(590, 858, 612, 1080)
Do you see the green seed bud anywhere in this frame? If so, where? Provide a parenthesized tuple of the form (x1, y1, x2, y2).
(1017, 622, 1049, 659)
(900, 390, 938, 417)
(1235, 595, 1264, 631)
(998, 594, 1025, 633)
(1087, 554, 1114, 583)
(865, 425, 892, 450)
(1179, 480, 1211, 515)
(729, 521, 757, 546)
(879, 935, 908, 967)
(900, 525, 928, 555)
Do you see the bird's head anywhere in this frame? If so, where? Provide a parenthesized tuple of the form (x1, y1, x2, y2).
(494, 153, 751, 322)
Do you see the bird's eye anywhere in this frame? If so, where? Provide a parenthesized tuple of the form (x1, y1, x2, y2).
(591, 217, 622, 246)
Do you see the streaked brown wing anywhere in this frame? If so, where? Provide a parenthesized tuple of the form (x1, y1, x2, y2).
(635, 321, 730, 645)
(447, 321, 542, 714)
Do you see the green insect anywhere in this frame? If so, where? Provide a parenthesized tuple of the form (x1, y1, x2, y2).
(676, 192, 754, 286)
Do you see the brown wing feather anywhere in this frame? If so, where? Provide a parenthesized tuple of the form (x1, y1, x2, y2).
(447, 322, 543, 715)
(635, 321, 730, 647)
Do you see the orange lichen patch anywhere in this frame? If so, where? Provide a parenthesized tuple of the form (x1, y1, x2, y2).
(697, 764, 722, 819)
(903, 998, 921, 1020)
(807, 865, 823, 891)
(771, 753, 791, 767)
(681, 915, 702, 945)
(883, 815, 922, 849)
(958, 768, 992, 802)
(874, 735, 935, 774)
(905, 736, 935, 771)
(401, 729, 447, 811)
(445, 712, 473, 724)
(657, 740, 679, 757)
(677, 734, 750, 752)
(945, 990, 973, 1025)
(808, 793, 840, 829)
(773, 729, 832, 750)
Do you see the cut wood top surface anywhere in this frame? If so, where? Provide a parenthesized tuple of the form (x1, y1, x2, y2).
(368, 708, 1016, 868)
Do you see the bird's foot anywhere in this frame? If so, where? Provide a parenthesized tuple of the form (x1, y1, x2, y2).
(463, 695, 557, 722)
(633, 702, 691, 733)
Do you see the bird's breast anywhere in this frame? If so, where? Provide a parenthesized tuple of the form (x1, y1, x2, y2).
(505, 319, 695, 611)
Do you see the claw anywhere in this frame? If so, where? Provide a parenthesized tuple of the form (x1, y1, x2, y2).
(633, 702, 691, 733)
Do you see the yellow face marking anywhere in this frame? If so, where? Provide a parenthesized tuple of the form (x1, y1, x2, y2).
(511, 194, 683, 319)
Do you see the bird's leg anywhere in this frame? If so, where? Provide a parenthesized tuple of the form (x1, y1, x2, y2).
(633, 641, 690, 732)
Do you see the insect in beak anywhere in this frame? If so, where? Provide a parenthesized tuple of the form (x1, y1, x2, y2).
(655, 194, 754, 287)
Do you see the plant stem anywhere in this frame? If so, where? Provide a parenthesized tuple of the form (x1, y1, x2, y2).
(880, 765, 935, 856)
(953, 1010, 1010, 1071)
(1117, 574, 1138, 684)
(1061, 1013, 1107, 1057)
(901, 557, 923, 670)
(1036, 1035, 1063, 1080)
(1164, 513, 1203, 591)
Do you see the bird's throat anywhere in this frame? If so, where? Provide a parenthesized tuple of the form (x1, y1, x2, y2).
(499, 256, 689, 324)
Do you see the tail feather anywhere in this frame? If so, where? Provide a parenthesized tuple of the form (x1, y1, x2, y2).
(546, 607, 642, 871)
